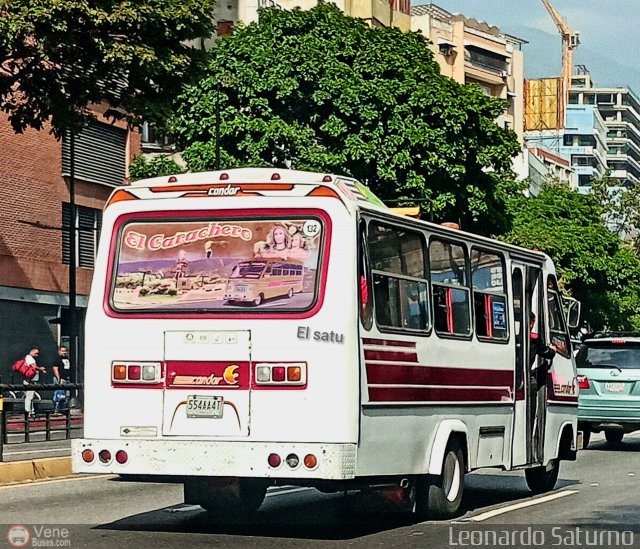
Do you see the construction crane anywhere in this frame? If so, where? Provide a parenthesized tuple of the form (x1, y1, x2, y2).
(540, 0, 580, 90)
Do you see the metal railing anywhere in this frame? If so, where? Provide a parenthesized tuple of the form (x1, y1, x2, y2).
(0, 383, 83, 463)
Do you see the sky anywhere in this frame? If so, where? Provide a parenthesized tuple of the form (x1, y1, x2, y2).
(419, 1, 640, 93)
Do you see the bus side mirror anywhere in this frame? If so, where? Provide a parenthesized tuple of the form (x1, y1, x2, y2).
(564, 298, 581, 329)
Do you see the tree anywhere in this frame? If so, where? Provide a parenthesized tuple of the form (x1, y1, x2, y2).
(591, 171, 640, 253)
(0, 0, 216, 136)
(129, 154, 186, 181)
(502, 181, 640, 330)
(170, 3, 521, 234)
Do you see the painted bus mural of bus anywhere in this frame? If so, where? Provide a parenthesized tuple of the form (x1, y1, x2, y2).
(224, 260, 304, 306)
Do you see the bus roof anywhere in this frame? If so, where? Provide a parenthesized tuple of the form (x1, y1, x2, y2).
(116, 168, 547, 265)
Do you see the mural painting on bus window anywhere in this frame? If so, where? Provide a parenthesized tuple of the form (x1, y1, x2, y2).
(112, 219, 322, 311)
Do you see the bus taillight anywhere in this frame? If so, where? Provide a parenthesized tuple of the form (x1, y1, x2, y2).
(254, 362, 307, 386)
(115, 450, 128, 464)
(82, 449, 95, 463)
(112, 361, 162, 385)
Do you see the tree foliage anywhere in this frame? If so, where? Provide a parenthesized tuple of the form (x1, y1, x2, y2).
(0, 0, 216, 137)
(171, 3, 521, 234)
(591, 171, 640, 253)
(129, 154, 186, 181)
(502, 181, 640, 330)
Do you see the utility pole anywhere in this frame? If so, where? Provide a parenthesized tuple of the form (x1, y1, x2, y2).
(68, 133, 78, 388)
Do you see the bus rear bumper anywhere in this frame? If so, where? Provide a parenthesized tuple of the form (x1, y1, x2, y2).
(72, 439, 357, 480)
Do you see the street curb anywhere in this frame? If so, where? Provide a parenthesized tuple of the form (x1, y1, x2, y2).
(0, 457, 72, 485)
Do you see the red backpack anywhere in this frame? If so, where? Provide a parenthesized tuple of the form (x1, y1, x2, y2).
(12, 358, 37, 381)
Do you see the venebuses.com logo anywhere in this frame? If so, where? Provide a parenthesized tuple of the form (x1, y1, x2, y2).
(7, 525, 30, 548)
(6, 524, 71, 547)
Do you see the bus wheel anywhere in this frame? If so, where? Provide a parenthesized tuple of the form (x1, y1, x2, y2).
(185, 478, 268, 516)
(253, 294, 264, 306)
(605, 430, 624, 444)
(525, 459, 559, 494)
(581, 429, 591, 449)
(414, 438, 465, 520)
(287, 287, 294, 298)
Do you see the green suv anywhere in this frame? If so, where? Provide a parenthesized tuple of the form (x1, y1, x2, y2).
(576, 333, 640, 448)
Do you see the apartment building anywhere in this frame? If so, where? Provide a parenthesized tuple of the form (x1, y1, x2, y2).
(570, 69, 640, 189)
(0, 115, 139, 382)
(410, 3, 527, 179)
(204, 0, 410, 45)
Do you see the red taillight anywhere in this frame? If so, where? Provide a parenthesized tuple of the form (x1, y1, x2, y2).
(271, 173, 281, 180)
(268, 453, 281, 468)
(168, 176, 178, 183)
(82, 449, 95, 463)
(128, 365, 141, 380)
(611, 339, 626, 344)
(99, 450, 112, 464)
(577, 375, 590, 390)
(272, 367, 285, 382)
(322, 175, 332, 182)
(115, 450, 128, 464)
(304, 454, 317, 469)
(219, 172, 229, 180)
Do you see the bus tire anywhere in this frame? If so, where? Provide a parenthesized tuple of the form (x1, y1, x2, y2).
(581, 429, 591, 449)
(186, 478, 268, 516)
(605, 430, 623, 444)
(287, 287, 294, 298)
(414, 438, 465, 519)
(525, 459, 559, 494)
(253, 294, 264, 306)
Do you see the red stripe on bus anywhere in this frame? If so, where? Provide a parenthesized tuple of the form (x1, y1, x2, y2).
(365, 363, 513, 388)
(368, 386, 512, 403)
(364, 350, 419, 362)
(362, 338, 416, 348)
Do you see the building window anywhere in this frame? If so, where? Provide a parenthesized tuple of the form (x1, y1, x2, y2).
(62, 122, 127, 187)
(62, 204, 102, 269)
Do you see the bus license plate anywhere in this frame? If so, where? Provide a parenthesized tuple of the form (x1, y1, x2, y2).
(186, 395, 223, 418)
(605, 382, 625, 393)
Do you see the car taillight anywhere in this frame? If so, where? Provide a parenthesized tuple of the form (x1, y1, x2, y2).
(577, 375, 590, 390)
(254, 363, 306, 386)
(112, 362, 162, 384)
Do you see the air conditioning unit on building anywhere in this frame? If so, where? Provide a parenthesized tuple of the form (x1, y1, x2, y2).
(439, 44, 455, 58)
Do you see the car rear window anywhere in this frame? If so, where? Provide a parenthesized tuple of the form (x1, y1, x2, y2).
(576, 342, 640, 370)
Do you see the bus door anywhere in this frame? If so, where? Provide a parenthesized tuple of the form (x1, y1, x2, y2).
(161, 330, 252, 437)
(510, 262, 544, 466)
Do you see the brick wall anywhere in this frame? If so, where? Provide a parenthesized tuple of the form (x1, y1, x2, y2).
(0, 114, 140, 296)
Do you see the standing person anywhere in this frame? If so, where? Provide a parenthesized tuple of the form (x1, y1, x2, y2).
(52, 345, 72, 412)
(23, 347, 46, 417)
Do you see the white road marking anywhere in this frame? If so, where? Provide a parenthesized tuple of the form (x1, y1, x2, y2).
(0, 474, 118, 490)
(460, 490, 579, 522)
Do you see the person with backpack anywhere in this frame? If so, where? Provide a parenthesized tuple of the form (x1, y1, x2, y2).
(22, 347, 46, 417)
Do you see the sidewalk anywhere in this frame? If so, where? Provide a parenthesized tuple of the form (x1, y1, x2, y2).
(1, 414, 80, 485)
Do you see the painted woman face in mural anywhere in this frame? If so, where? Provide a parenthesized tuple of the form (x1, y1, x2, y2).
(271, 226, 289, 251)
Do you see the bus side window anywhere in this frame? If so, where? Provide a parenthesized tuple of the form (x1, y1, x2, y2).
(547, 275, 570, 357)
(430, 239, 471, 337)
(367, 222, 429, 332)
(471, 248, 508, 341)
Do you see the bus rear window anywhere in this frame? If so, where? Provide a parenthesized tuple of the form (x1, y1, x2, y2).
(110, 217, 324, 313)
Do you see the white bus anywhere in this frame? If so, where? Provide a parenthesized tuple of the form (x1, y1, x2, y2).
(72, 168, 578, 519)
